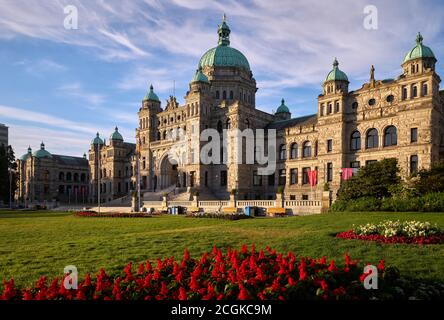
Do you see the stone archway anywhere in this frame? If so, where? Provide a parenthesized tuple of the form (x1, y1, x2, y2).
(159, 154, 178, 190)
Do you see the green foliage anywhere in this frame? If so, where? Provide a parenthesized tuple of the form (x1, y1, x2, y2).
(414, 161, 444, 195)
(277, 186, 284, 194)
(332, 192, 444, 212)
(338, 158, 400, 201)
(230, 188, 238, 196)
(323, 182, 330, 192)
(0, 145, 17, 205)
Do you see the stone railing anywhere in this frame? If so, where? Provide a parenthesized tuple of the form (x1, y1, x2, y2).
(142, 192, 331, 216)
(236, 200, 275, 208)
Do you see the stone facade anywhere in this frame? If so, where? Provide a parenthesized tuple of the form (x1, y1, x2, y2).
(126, 22, 444, 202)
(88, 128, 136, 203)
(16, 143, 89, 205)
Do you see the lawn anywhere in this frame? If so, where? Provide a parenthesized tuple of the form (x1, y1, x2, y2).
(1, 210, 444, 288)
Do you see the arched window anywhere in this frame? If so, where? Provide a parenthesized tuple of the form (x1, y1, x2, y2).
(66, 172, 72, 181)
(350, 131, 361, 151)
(74, 173, 79, 182)
(279, 144, 286, 160)
(157, 131, 161, 140)
(216, 91, 220, 99)
(217, 120, 223, 133)
(245, 119, 250, 128)
(81, 173, 86, 182)
(230, 91, 234, 100)
(59, 172, 64, 181)
(223, 91, 227, 100)
(366, 128, 379, 149)
(226, 118, 231, 129)
(163, 131, 167, 140)
(302, 141, 312, 158)
(290, 143, 298, 159)
(384, 126, 397, 147)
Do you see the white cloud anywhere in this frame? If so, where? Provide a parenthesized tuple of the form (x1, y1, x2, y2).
(57, 83, 106, 107)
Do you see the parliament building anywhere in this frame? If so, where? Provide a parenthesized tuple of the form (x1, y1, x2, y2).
(17, 18, 444, 205)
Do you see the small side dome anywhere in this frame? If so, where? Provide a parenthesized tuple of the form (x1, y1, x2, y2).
(403, 32, 436, 63)
(110, 127, 124, 141)
(20, 146, 32, 161)
(276, 98, 290, 114)
(143, 84, 160, 102)
(91, 132, 104, 145)
(191, 67, 209, 83)
(33, 142, 52, 159)
(325, 58, 348, 83)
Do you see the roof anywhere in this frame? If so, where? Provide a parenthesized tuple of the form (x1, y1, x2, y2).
(325, 58, 348, 83)
(52, 155, 89, 167)
(403, 33, 436, 63)
(91, 133, 104, 145)
(110, 127, 124, 141)
(143, 85, 160, 102)
(267, 114, 317, 130)
(276, 99, 290, 114)
(192, 68, 209, 83)
(199, 17, 250, 71)
(33, 142, 52, 159)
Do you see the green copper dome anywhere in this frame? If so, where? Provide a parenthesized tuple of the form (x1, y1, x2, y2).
(325, 58, 348, 83)
(199, 16, 251, 71)
(403, 33, 436, 63)
(20, 146, 32, 161)
(110, 127, 123, 141)
(33, 142, 52, 159)
(91, 132, 104, 145)
(276, 99, 290, 114)
(143, 84, 160, 102)
(192, 68, 209, 83)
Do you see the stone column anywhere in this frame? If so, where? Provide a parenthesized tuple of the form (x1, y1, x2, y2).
(275, 193, 284, 208)
(321, 191, 332, 213)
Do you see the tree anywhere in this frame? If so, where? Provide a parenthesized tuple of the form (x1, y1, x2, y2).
(0, 145, 18, 206)
(337, 158, 400, 201)
(414, 161, 444, 195)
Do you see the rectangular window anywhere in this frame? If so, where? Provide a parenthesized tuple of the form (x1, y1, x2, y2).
(410, 155, 418, 174)
(290, 168, 298, 185)
(302, 167, 310, 185)
(278, 169, 286, 186)
(253, 171, 262, 186)
(302, 194, 309, 200)
(327, 163, 333, 182)
(290, 195, 296, 200)
(402, 86, 407, 100)
(327, 139, 333, 153)
(411, 128, 418, 143)
(220, 170, 227, 186)
(351, 161, 360, 175)
(268, 173, 275, 186)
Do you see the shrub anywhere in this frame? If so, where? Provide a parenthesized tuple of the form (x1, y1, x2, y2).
(421, 192, 444, 212)
(414, 161, 444, 194)
(337, 158, 400, 201)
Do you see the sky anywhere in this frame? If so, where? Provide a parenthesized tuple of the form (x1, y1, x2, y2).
(0, 0, 443, 158)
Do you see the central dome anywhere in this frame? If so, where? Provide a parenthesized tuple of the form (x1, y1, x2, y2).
(199, 16, 251, 71)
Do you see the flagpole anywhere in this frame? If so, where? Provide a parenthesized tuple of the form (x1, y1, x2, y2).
(137, 130, 141, 212)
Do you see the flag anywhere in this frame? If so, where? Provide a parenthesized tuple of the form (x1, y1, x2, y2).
(341, 168, 353, 181)
(308, 170, 317, 187)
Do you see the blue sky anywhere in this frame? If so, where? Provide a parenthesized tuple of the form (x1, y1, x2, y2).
(0, 0, 443, 157)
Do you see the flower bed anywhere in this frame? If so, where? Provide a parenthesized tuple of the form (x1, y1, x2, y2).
(336, 220, 444, 244)
(3, 244, 443, 300)
(186, 212, 252, 220)
(74, 211, 150, 218)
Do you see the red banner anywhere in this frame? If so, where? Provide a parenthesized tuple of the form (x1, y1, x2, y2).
(308, 170, 317, 187)
(341, 168, 353, 181)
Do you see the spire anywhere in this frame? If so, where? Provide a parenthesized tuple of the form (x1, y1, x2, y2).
(40, 142, 45, 150)
(333, 57, 339, 68)
(115, 126, 119, 132)
(27, 146, 32, 153)
(416, 32, 423, 45)
(83, 153, 87, 159)
(218, 14, 231, 46)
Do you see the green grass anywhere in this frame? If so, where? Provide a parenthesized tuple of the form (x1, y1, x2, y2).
(1, 211, 444, 287)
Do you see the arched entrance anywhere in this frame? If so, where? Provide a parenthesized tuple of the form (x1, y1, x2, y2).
(159, 154, 178, 190)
